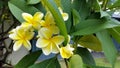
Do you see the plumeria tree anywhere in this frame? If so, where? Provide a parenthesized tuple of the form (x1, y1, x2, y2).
(8, 0, 120, 68)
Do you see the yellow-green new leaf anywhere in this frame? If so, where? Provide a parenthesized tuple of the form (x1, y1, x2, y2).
(78, 35, 102, 51)
(69, 55, 83, 68)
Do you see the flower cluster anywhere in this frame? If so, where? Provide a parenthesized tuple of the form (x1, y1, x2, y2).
(9, 7, 74, 59)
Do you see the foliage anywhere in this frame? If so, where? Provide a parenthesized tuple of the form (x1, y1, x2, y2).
(7, 0, 120, 68)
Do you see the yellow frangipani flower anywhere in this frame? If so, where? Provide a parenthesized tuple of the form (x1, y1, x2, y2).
(9, 26, 34, 51)
(40, 11, 59, 34)
(36, 28, 64, 55)
(22, 12, 44, 30)
(60, 44, 74, 59)
(58, 7, 69, 21)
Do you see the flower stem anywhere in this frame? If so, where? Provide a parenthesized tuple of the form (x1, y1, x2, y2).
(64, 59, 69, 68)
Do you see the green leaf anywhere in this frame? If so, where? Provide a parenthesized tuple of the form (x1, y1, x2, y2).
(78, 35, 102, 51)
(69, 55, 83, 68)
(29, 57, 60, 68)
(71, 18, 120, 36)
(54, 0, 61, 7)
(109, 27, 120, 43)
(92, 0, 101, 12)
(15, 50, 42, 68)
(100, 11, 110, 18)
(72, 9, 81, 26)
(27, 0, 40, 5)
(42, 0, 68, 45)
(61, 0, 72, 33)
(109, 0, 120, 9)
(83, 64, 111, 68)
(76, 47, 96, 65)
(72, 0, 91, 20)
(96, 30, 117, 67)
(8, 0, 39, 23)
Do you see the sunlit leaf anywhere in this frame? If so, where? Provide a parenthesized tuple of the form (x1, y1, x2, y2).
(15, 50, 42, 68)
(96, 30, 117, 67)
(78, 35, 102, 51)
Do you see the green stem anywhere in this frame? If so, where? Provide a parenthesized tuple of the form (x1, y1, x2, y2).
(102, 0, 109, 11)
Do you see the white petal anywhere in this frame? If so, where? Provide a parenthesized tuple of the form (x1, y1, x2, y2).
(13, 40, 22, 51)
(62, 13, 69, 21)
(51, 43, 59, 53)
(23, 40, 31, 50)
(22, 13, 33, 23)
(42, 44, 52, 55)
(33, 12, 44, 21)
(39, 28, 52, 39)
(52, 35, 64, 45)
(36, 38, 50, 48)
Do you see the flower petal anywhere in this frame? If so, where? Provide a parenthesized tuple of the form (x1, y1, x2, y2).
(62, 13, 69, 21)
(45, 12, 55, 25)
(49, 25, 59, 34)
(40, 28, 52, 39)
(25, 31, 34, 40)
(60, 44, 74, 59)
(60, 47, 72, 59)
(42, 43, 52, 55)
(32, 22, 41, 30)
(52, 35, 64, 45)
(51, 43, 59, 53)
(36, 38, 50, 48)
(22, 13, 33, 23)
(21, 22, 32, 28)
(9, 29, 20, 40)
(13, 40, 22, 51)
(33, 12, 44, 21)
(23, 40, 31, 50)
(58, 7, 63, 14)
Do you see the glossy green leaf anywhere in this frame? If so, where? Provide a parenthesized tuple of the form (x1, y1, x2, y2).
(78, 35, 102, 51)
(109, 27, 120, 43)
(71, 18, 120, 36)
(15, 50, 42, 68)
(42, 0, 68, 45)
(8, 0, 39, 22)
(76, 47, 96, 65)
(27, 0, 40, 5)
(69, 55, 83, 68)
(96, 30, 117, 67)
(29, 57, 60, 68)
